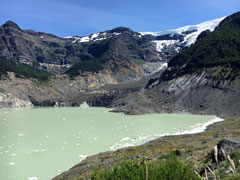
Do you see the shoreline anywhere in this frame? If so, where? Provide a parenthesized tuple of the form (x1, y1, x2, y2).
(109, 115, 224, 151)
(0, 106, 232, 180)
(54, 115, 238, 180)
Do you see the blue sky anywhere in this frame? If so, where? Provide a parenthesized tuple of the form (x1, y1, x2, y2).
(0, 0, 239, 37)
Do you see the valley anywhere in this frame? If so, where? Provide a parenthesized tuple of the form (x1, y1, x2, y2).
(0, 9, 240, 180)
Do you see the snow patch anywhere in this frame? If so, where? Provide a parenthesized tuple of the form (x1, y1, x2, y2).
(152, 40, 179, 52)
(141, 17, 225, 47)
(64, 30, 122, 43)
(64, 36, 74, 39)
(140, 17, 225, 37)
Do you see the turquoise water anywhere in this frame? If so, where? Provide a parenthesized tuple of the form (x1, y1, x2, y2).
(0, 107, 220, 180)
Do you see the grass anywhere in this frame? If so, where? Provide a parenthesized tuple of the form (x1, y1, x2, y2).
(91, 152, 200, 180)
(132, 59, 145, 66)
(89, 150, 240, 180)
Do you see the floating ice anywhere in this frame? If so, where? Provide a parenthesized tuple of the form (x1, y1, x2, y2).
(78, 154, 87, 159)
(28, 177, 38, 180)
(80, 101, 89, 108)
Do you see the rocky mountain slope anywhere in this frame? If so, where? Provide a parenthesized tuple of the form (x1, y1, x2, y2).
(113, 12, 240, 118)
(0, 17, 223, 107)
(0, 17, 223, 76)
(0, 22, 162, 75)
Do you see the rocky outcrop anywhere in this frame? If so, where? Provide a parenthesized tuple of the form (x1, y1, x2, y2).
(0, 18, 222, 76)
(0, 22, 163, 74)
(0, 18, 224, 107)
(0, 66, 164, 109)
(112, 12, 240, 118)
(0, 92, 32, 108)
(112, 72, 240, 118)
(217, 139, 240, 156)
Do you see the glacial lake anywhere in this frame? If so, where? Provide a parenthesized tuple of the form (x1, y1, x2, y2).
(0, 107, 222, 180)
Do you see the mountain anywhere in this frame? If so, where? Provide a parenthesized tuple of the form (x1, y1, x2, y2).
(0, 18, 223, 75)
(0, 17, 225, 108)
(113, 12, 240, 118)
(0, 56, 51, 81)
(0, 23, 162, 75)
(140, 17, 225, 48)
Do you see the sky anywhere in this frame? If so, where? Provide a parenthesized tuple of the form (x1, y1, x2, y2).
(0, 0, 239, 37)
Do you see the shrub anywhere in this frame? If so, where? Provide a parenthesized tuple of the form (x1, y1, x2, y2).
(164, 12, 240, 81)
(91, 157, 200, 180)
(0, 56, 51, 81)
(66, 57, 108, 77)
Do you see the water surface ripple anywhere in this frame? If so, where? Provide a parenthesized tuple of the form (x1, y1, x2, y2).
(0, 107, 221, 180)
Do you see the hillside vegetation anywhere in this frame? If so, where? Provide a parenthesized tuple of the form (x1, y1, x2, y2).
(89, 149, 240, 180)
(164, 12, 240, 81)
(65, 57, 108, 77)
(0, 56, 51, 81)
(90, 153, 200, 180)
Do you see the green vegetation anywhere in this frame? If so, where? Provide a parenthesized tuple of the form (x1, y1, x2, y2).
(165, 12, 240, 81)
(89, 150, 240, 180)
(230, 152, 240, 168)
(214, 151, 240, 180)
(0, 56, 51, 81)
(71, 118, 240, 180)
(91, 153, 200, 180)
(132, 59, 145, 66)
(66, 57, 109, 77)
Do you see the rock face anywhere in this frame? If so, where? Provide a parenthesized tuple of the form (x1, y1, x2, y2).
(0, 18, 224, 107)
(0, 23, 163, 75)
(0, 68, 164, 108)
(0, 92, 32, 108)
(113, 12, 240, 118)
(0, 18, 222, 75)
(113, 72, 240, 118)
(217, 139, 240, 157)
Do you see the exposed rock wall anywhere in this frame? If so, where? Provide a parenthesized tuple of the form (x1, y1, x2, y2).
(113, 72, 240, 118)
(0, 92, 32, 108)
